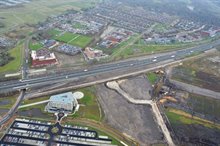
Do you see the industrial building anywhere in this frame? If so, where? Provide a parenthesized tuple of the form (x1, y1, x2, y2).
(31, 49, 58, 67)
(45, 92, 79, 114)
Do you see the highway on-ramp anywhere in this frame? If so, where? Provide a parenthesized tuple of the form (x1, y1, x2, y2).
(0, 90, 25, 127)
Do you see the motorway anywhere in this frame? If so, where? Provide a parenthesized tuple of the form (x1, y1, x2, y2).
(0, 40, 220, 92)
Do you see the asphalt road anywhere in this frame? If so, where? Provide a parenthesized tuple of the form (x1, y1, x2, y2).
(0, 90, 25, 126)
(22, 37, 31, 80)
(0, 39, 220, 92)
(169, 79, 220, 99)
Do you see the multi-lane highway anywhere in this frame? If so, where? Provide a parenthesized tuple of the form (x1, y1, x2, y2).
(0, 40, 220, 92)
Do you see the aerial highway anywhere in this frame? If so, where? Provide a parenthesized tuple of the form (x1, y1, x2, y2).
(0, 40, 219, 92)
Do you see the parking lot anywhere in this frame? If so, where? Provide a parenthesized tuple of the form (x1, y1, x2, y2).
(0, 118, 117, 146)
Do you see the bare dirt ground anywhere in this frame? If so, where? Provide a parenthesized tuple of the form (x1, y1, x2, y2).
(171, 51, 220, 92)
(172, 124, 220, 146)
(55, 52, 85, 67)
(118, 76, 152, 100)
(96, 81, 164, 146)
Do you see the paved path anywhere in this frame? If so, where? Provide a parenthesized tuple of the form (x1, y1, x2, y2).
(169, 79, 220, 100)
(18, 100, 49, 109)
(106, 81, 175, 146)
(106, 81, 152, 104)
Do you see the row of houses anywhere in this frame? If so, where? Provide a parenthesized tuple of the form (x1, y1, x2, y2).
(99, 28, 132, 48)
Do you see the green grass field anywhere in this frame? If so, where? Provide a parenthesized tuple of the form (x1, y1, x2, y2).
(165, 107, 220, 130)
(0, 43, 23, 73)
(73, 87, 101, 121)
(55, 32, 79, 42)
(48, 29, 62, 38)
(0, 0, 100, 34)
(147, 72, 158, 84)
(55, 32, 92, 48)
(69, 35, 92, 48)
(29, 41, 43, 50)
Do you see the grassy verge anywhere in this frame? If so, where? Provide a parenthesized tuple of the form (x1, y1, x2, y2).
(21, 96, 50, 105)
(85, 125, 124, 146)
(72, 87, 101, 121)
(112, 35, 217, 60)
(188, 94, 220, 118)
(165, 107, 220, 130)
(0, 43, 23, 73)
(0, 95, 17, 109)
(147, 72, 159, 84)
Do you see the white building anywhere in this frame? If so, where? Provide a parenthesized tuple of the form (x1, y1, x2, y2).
(45, 92, 79, 114)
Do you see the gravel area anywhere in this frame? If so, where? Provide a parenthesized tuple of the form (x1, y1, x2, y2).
(118, 76, 152, 100)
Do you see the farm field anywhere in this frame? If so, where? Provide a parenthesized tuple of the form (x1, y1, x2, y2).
(0, 0, 100, 34)
(0, 43, 23, 73)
